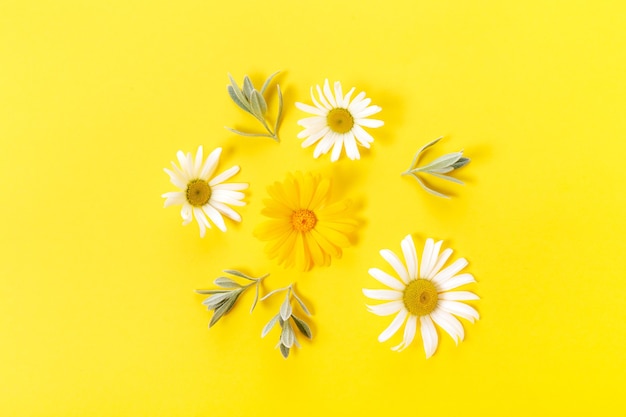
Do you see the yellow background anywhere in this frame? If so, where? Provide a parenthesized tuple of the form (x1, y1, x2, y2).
(1, 0, 625, 415)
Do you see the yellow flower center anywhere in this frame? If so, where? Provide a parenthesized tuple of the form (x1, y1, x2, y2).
(326, 108, 354, 134)
(291, 209, 317, 232)
(403, 279, 438, 316)
(186, 179, 212, 207)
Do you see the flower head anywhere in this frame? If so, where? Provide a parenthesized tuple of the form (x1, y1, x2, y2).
(162, 146, 248, 237)
(254, 172, 356, 271)
(363, 235, 479, 358)
(295, 79, 383, 162)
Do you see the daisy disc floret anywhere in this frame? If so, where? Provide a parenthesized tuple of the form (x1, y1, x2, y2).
(254, 172, 356, 271)
(363, 235, 480, 358)
(162, 146, 248, 237)
(295, 79, 383, 162)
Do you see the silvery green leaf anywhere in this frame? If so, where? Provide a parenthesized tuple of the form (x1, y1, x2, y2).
(279, 293, 292, 321)
(279, 343, 290, 359)
(427, 166, 455, 174)
(227, 85, 251, 114)
(280, 320, 295, 348)
(291, 315, 312, 339)
(274, 84, 283, 135)
(223, 269, 256, 281)
(242, 75, 254, 100)
(249, 282, 260, 313)
(224, 127, 275, 138)
(421, 152, 463, 172)
(227, 74, 250, 108)
(410, 173, 451, 199)
(249, 90, 267, 117)
(451, 157, 470, 170)
(214, 277, 242, 288)
(262, 314, 280, 338)
(202, 291, 232, 307)
(408, 137, 443, 170)
(430, 172, 465, 185)
(195, 289, 228, 295)
(209, 291, 240, 327)
(260, 287, 286, 301)
(260, 71, 279, 95)
(291, 291, 311, 316)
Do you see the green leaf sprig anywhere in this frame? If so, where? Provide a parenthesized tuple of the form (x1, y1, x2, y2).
(226, 72, 284, 142)
(260, 283, 312, 359)
(195, 270, 268, 328)
(402, 137, 470, 198)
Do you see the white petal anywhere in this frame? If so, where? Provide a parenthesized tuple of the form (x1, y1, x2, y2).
(438, 291, 479, 301)
(436, 273, 476, 292)
(420, 315, 439, 359)
(401, 234, 418, 280)
(353, 104, 381, 119)
(316, 83, 332, 109)
(164, 168, 187, 189)
(162, 191, 185, 207)
(212, 190, 245, 201)
(352, 124, 375, 146)
(430, 309, 464, 344)
(366, 301, 403, 317)
(295, 101, 326, 116)
(342, 87, 355, 107)
(203, 204, 227, 232)
(210, 200, 242, 222)
(427, 248, 453, 279)
(193, 207, 209, 237)
(333, 81, 344, 107)
(323, 79, 337, 107)
(378, 309, 408, 343)
(347, 92, 368, 113)
(301, 126, 330, 147)
(380, 249, 409, 283)
(392, 314, 417, 351)
(356, 118, 384, 128)
(309, 87, 327, 111)
(420, 238, 435, 278)
(344, 132, 360, 160)
(176, 151, 191, 177)
(425, 240, 442, 278)
(199, 147, 222, 179)
(211, 194, 245, 207)
(368, 268, 405, 291)
(211, 182, 248, 191)
(297, 116, 326, 128)
(181, 204, 192, 225)
(330, 135, 344, 162)
(438, 300, 479, 323)
(432, 259, 469, 286)
(362, 289, 402, 301)
(193, 146, 204, 178)
(313, 132, 336, 158)
(209, 165, 240, 186)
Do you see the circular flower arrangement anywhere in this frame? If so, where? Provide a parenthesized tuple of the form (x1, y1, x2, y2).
(162, 73, 478, 359)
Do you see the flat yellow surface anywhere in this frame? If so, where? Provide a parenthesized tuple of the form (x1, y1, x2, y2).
(1, 0, 625, 415)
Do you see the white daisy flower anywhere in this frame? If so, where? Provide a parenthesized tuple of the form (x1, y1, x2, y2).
(363, 235, 479, 358)
(162, 146, 248, 237)
(295, 79, 383, 162)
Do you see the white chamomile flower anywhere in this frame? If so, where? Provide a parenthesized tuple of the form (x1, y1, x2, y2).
(162, 146, 248, 237)
(363, 235, 479, 358)
(295, 79, 383, 162)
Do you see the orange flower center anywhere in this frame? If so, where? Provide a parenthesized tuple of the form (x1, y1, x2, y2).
(326, 108, 354, 134)
(291, 209, 317, 232)
(186, 179, 212, 207)
(403, 279, 438, 316)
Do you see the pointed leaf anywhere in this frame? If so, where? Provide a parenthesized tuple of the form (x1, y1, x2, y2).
(274, 84, 283, 136)
(279, 293, 292, 321)
(292, 291, 311, 316)
(242, 75, 254, 99)
(227, 85, 252, 113)
(209, 292, 240, 327)
(224, 127, 275, 138)
(410, 173, 451, 199)
(451, 157, 470, 169)
(280, 320, 295, 348)
(250, 90, 267, 117)
(195, 289, 228, 295)
(249, 282, 260, 313)
(260, 71, 279, 95)
(429, 172, 465, 185)
(421, 152, 463, 172)
(279, 343, 290, 359)
(291, 315, 312, 339)
(214, 277, 242, 288)
(223, 269, 256, 281)
(261, 314, 280, 338)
